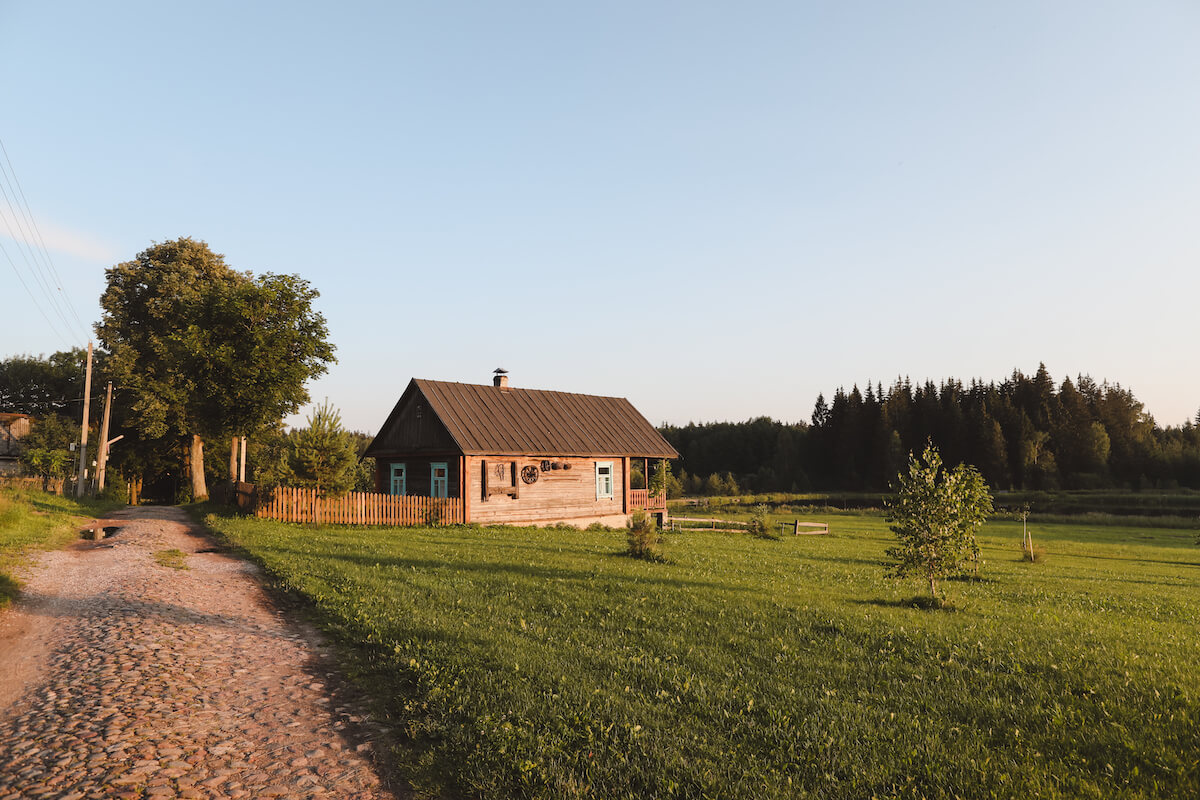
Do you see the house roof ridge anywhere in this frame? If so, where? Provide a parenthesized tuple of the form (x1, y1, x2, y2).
(412, 377, 631, 403)
(366, 377, 679, 459)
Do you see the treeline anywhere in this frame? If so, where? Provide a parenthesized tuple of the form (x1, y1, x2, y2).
(661, 365, 1200, 493)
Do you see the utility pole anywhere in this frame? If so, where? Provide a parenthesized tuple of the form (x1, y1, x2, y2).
(239, 436, 247, 482)
(229, 435, 239, 486)
(75, 341, 93, 497)
(95, 382, 113, 493)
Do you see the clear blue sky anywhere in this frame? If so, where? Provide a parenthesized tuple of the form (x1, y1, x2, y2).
(2, 1, 1198, 432)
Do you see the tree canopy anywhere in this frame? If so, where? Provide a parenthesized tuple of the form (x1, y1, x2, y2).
(96, 237, 335, 500)
(0, 348, 90, 418)
(660, 366, 1200, 494)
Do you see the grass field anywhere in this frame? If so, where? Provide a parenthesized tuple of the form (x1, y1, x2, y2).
(0, 487, 122, 608)
(673, 490, 1200, 525)
(201, 508, 1200, 799)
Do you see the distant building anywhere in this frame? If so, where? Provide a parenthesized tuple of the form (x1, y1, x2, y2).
(0, 412, 32, 476)
(364, 374, 678, 527)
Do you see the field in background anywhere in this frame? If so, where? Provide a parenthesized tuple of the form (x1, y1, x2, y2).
(0, 488, 122, 607)
(673, 490, 1200, 529)
(202, 508, 1199, 799)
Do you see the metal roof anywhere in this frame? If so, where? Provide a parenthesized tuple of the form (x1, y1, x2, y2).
(368, 379, 679, 458)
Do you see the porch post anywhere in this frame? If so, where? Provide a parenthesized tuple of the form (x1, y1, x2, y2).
(622, 456, 630, 514)
(461, 455, 470, 523)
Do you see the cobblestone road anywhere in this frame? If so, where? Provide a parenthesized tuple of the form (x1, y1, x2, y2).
(0, 506, 401, 800)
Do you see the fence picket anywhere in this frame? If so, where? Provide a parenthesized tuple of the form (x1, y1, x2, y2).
(246, 485, 464, 527)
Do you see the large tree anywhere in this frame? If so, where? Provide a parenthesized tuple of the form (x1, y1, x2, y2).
(96, 237, 335, 500)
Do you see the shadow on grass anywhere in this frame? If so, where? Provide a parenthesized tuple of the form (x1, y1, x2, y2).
(945, 573, 999, 584)
(274, 547, 754, 594)
(852, 596, 958, 612)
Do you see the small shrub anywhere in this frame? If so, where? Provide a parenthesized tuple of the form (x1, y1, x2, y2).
(1019, 544, 1047, 563)
(625, 511, 663, 561)
(98, 474, 129, 504)
(746, 505, 778, 539)
(586, 522, 613, 532)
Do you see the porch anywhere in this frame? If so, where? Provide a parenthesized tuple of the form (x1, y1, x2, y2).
(629, 488, 667, 513)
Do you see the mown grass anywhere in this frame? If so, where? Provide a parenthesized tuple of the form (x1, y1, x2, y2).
(0, 487, 123, 608)
(202, 508, 1200, 799)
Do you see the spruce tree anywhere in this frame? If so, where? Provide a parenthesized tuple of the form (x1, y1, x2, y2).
(289, 401, 358, 496)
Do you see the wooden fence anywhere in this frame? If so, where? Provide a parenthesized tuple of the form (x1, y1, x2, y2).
(251, 484, 464, 526)
(0, 475, 69, 495)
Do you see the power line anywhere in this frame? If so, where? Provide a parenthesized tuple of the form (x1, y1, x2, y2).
(0, 237, 73, 348)
(0, 138, 90, 337)
(0, 176, 82, 342)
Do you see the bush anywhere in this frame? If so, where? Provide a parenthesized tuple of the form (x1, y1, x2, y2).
(746, 505, 778, 539)
(625, 511, 663, 561)
(98, 473, 129, 504)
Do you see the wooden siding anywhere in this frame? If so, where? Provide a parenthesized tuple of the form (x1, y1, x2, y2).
(367, 389, 458, 455)
(466, 454, 627, 525)
(254, 486, 463, 525)
(375, 456, 461, 498)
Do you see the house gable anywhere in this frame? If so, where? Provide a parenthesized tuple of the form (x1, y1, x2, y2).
(364, 381, 460, 457)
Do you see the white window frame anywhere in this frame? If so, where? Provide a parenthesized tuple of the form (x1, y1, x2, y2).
(431, 461, 449, 498)
(595, 461, 614, 500)
(390, 463, 407, 496)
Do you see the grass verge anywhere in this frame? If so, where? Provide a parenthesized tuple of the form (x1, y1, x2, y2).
(200, 508, 1200, 799)
(0, 487, 124, 608)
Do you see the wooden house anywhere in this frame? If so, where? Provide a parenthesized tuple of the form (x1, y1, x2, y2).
(363, 374, 679, 527)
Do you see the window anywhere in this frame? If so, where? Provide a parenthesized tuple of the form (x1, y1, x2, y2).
(431, 462, 449, 498)
(595, 461, 614, 500)
(390, 463, 406, 496)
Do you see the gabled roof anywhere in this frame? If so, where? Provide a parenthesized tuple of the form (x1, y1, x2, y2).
(365, 378, 679, 459)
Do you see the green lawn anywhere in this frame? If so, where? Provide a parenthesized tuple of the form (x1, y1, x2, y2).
(0, 487, 123, 608)
(202, 508, 1200, 800)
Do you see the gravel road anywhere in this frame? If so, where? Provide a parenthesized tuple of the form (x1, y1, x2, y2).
(0, 505, 401, 800)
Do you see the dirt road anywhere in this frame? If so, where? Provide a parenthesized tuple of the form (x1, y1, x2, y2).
(0, 505, 399, 800)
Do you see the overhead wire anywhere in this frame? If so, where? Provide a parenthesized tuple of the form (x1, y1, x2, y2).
(0, 237, 73, 348)
(0, 138, 90, 337)
(0, 139, 89, 345)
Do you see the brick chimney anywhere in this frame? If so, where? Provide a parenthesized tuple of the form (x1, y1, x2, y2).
(493, 368, 509, 388)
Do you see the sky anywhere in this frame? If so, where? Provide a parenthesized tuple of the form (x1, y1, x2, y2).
(2, 1, 1198, 433)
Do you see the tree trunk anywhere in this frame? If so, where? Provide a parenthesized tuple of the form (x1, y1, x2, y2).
(190, 434, 208, 501)
(129, 475, 142, 506)
(929, 572, 938, 600)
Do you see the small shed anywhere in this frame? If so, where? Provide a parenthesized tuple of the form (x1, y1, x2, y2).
(363, 374, 679, 527)
(0, 412, 32, 476)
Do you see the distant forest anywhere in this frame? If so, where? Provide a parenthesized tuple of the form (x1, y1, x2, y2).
(659, 365, 1200, 493)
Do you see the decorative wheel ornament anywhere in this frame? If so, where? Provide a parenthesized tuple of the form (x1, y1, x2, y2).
(521, 465, 540, 484)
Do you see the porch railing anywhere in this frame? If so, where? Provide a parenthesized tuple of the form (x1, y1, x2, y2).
(629, 488, 666, 511)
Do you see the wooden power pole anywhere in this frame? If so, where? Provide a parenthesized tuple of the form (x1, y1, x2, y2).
(75, 341, 93, 497)
(95, 381, 113, 493)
